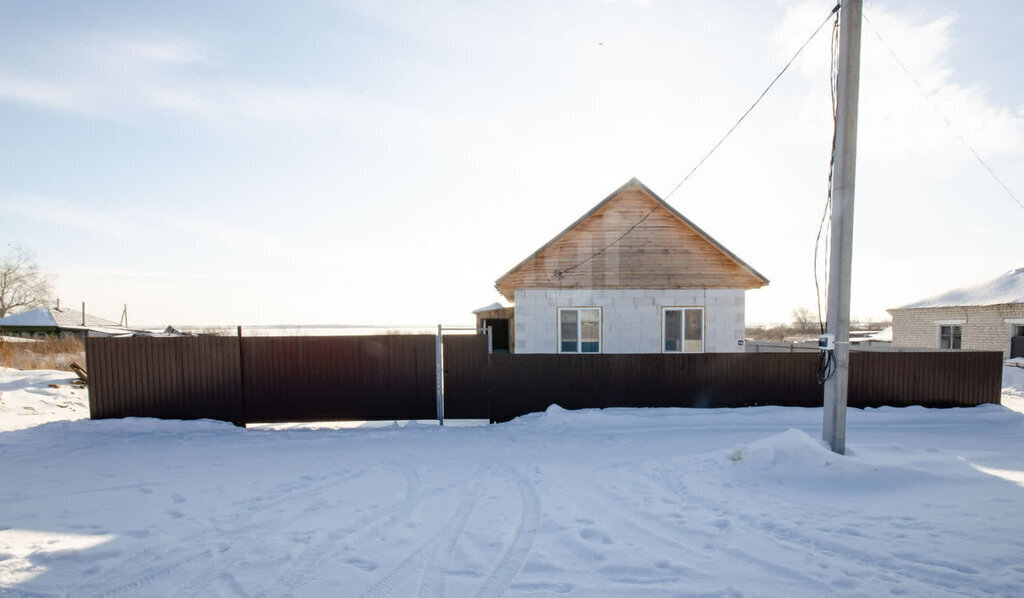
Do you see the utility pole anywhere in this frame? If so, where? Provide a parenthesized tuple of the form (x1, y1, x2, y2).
(823, 0, 863, 454)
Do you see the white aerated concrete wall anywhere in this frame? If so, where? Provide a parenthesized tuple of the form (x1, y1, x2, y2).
(512, 289, 746, 354)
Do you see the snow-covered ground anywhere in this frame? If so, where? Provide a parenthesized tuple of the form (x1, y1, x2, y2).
(2, 366, 1024, 596)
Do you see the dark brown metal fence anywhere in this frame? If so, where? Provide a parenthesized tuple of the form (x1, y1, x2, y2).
(87, 336, 244, 423)
(440, 335, 491, 419)
(241, 335, 438, 423)
(486, 351, 1004, 422)
(87, 335, 1003, 425)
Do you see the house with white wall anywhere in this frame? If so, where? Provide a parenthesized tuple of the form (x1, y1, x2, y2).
(479, 178, 768, 354)
(888, 267, 1024, 359)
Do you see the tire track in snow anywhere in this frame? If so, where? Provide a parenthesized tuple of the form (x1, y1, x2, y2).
(414, 491, 476, 598)
(260, 463, 425, 596)
(413, 464, 489, 598)
(355, 463, 489, 598)
(587, 469, 719, 545)
(81, 466, 369, 598)
(474, 465, 540, 598)
(89, 549, 214, 598)
(568, 468, 717, 583)
(0, 589, 61, 597)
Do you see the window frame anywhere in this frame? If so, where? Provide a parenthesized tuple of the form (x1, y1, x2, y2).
(661, 306, 706, 354)
(938, 324, 962, 350)
(556, 307, 602, 354)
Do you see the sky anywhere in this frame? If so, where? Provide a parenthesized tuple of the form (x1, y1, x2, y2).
(1, 0, 1021, 328)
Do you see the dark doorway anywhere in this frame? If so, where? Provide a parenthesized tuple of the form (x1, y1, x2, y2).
(1012, 325, 1024, 359)
(484, 319, 510, 353)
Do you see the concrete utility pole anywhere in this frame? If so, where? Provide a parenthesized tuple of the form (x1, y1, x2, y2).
(823, 0, 863, 455)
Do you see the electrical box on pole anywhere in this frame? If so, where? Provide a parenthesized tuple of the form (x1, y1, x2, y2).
(823, 0, 863, 455)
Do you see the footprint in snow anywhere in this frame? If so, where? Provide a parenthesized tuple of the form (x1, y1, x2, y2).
(578, 528, 613, 545)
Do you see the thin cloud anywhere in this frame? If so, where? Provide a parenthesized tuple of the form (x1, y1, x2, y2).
(0, 73, 94, 113)
(0, 192, 339, 272)
(0, 30, 378, 128)
(780, 3, 1024, 170)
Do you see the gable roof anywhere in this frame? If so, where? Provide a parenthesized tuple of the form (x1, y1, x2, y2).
(891, 267, 1024, 310)
(494, 178, 768, 301)
(0, 307, 123, 329)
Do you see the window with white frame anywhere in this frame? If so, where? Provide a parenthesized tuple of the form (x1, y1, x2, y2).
(663, 307, 704, 353)
(558, 307, 601, 353)
(939, 325, 962, 349)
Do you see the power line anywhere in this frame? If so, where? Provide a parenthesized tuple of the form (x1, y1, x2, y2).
(663, 3, 841, 202)
(863, 12, 1024, 212)
(815, 8, 841, 335)
(552, 3, 842, 281)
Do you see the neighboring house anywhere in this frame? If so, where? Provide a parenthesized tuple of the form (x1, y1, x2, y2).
(481, 178, 768, 354)
(887, 267, 1024, 359)
(0, 306, 130, 339)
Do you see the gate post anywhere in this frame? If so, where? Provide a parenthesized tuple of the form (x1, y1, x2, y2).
(235, 325, 247, 427)
(435, 324, 444, 426)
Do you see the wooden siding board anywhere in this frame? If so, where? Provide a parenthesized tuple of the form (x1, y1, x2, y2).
(495, 183, 767, 299)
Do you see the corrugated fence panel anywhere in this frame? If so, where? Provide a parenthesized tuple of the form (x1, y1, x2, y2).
(442, 335, 490, 419)
(847, 351, 1002, 408)
(483, 352, 1001, 422)
(87, 337, 243, 423)
(87, 335, 1002, 425)
(241, 335, 436, 423)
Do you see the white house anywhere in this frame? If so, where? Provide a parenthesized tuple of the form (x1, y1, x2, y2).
(888, 267, 1024, 359)
(482, 178, 768, 354)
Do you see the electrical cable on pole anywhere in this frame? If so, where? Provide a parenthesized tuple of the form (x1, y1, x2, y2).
(823, 0, 863, 455)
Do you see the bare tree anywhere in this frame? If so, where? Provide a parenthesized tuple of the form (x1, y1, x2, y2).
(0, 247, 54, 318)
(790, 307, 817, 335)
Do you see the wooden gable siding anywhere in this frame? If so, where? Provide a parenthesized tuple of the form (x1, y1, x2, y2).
(496, 184, 766, 301)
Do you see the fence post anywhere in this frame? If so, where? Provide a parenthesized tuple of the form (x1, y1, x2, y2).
(236, 326, 247, 427)
(436, 324, 444, 426)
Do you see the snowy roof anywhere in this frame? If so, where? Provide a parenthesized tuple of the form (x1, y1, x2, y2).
(893, 267, 1024, 310)
(856, 326, 893, 342)
(0, 307, 123, 329)
(472, 302, 511, 314)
